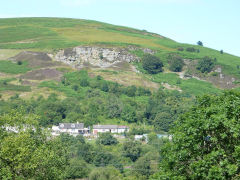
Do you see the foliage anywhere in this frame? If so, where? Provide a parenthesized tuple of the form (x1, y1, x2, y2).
(186, 47, 196, 52)
(155, 91, 240, 179)
(177, 47, 184, 51)
(0, 60, 31, 74)
(122, 140, 142, 162)
(197, 41, 203, 46)
(197, 56, 216, 73)
(168, 54, 184, 72)
(65, 158, 90, 179)
(96, 132, 119, 145)
(89, 167, 122, 180)
(0, 110, 68, 180)
(144, 89, 190, 132)
(142, 54, 164, 74)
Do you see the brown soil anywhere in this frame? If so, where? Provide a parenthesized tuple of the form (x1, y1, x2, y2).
(9, 51, 61, 68)
(20, 68, 63, 81)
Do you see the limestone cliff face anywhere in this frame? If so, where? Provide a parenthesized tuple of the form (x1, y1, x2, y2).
(55, 46, 153, 68)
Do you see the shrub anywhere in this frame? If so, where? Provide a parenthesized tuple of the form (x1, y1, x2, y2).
(210, 72, 218, 76)
(220, 50, 224, 54)
(17, 61, 22, 65)
(197, 41, 203, 46)
(186, 47, 196, 52)
(124, 85, 137, 97)
(168, 54, 184, 72)
(142, 54, 163, 74)
(177, 47, 184, 51)
(72, 84, 79, 91)
(80, 78, 89, 87)
(96, 132, 118, 145)
(196, 56, 216, 73)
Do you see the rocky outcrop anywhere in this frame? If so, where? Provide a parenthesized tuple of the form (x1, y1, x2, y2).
(55, 46, 153, 68)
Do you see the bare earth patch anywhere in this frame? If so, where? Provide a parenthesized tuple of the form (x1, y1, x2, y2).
(20, 68, 63, 81)
(9, 51, 62, 68)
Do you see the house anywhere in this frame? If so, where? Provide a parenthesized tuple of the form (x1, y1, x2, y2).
(52, 122, 90, 136)
(134, 134, 148, 142)
(92, 125, 129, 135)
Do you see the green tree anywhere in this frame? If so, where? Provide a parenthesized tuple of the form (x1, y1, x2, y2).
(153, 91, 240, 179)
(122, 105, 137, 123)
(89, 167, 122, 180)
(197, 56, 216, 73)
(142, 54, 163, 74)
(65, 158, 90, 179)
(96, 132, 119, 145)
(122, 141, 142, 162)
(133, 152, 159, 178)
(0, 110, 68, 180)
(168, 54, 184, 72)
(197, 41, 203, 46)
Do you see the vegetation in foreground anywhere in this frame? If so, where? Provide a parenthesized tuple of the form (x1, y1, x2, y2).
(1, 91, 240, 179)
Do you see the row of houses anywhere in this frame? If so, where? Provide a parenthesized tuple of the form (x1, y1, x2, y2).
(52, 122, 129, 136)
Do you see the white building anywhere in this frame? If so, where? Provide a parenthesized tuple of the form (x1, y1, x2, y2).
(92, 125, 129, 135)
(52, 123, 90, 136)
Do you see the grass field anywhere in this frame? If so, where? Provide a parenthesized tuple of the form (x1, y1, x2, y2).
(0, 60, 31, 74)
(0, 78, 31, 92)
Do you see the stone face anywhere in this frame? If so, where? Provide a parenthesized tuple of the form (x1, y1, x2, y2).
(55, 46, 143, 68)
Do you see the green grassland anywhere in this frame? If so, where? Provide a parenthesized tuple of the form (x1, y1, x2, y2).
(0, 17, 239, 97)
(0, 60, 31, 74)
(0, 78, 31, 92)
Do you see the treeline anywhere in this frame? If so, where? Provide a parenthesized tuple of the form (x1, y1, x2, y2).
(0, 70, 193, 132)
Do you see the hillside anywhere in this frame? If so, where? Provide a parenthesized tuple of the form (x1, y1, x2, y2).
(1, 17, 240, 180)
(0, 17, 240, 100)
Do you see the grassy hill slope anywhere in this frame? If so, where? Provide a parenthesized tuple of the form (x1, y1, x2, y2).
(0, 17, 240, 98)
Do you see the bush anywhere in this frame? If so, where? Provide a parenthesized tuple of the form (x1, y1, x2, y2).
(122, 141, 142, 162)
(197, 41, 203, 46)
(177, 47, 184, 51)
(80, 78, 89, 87)
(142, 54, 163, 74)
(196, 56, 216, 73)
(168, 54, 184, 72)
(186, 47, 196, 52)
(96, 132, 118, 146)
(72, 84, 79, 91)
(220, 49, 224, 54)
(124, 85, 137, 97)
(17, 61, 22, 65)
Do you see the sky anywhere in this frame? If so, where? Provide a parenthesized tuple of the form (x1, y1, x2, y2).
(0, 0, 239, 56)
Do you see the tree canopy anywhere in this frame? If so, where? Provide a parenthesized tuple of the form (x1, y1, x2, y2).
(197, 56, 216, 73)
(142, 54, 163, 74)
(152, 91, 240, 179)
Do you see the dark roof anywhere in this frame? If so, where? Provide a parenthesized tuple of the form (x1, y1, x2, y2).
(93, 125, 129, 129)
(59, 123, 84, 129)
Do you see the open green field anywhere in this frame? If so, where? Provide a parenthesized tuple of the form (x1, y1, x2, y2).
(0, 60, 31, 74)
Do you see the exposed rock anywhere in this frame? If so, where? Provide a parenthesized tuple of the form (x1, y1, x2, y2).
(55, 46, 141, 68)
(127, 46, 156, 54)
(215, 67, 222, 73)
